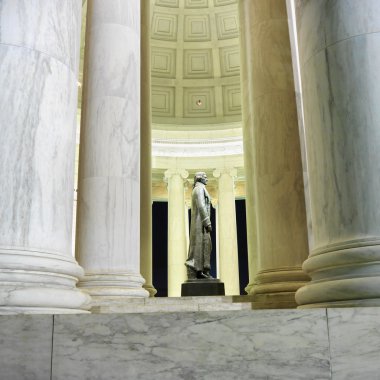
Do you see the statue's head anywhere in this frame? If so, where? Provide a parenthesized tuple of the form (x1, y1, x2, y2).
(194, 172, 208, 186)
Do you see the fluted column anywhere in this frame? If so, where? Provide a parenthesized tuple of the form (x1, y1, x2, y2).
(140, 0, 156, 297)
(165, 169, 189, 297)
(76, 0, 148, 304)
(0, 0, 90, 313)
(294, 0, 380, 307)
(239, 0, 310, 308)
(213, 168, 240, 295)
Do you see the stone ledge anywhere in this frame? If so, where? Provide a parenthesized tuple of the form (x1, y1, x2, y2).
(3, 308, 379, 379)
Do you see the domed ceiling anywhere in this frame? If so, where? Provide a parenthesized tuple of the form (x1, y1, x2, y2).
(150, 0, 241, 130)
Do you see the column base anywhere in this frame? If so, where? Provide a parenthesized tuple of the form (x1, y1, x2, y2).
(0, 248, 91, 314)
(250, 267, 309, 309)
(244, 282, 255, 295)
(143, 283, 157, 297)
(78, 273, 149, 308)
(251, 292, 298, 309)
(0, 307, 89, 315)
(296, 244, 380, 307)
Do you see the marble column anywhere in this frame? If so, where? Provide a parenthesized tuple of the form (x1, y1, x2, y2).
(165, 169, 189, 297)
(140, 0, 156, 297)
(185, 200, 191, 252)
(239, 0, 310, 308)
(213, 168, 240, 295)
(76, 0, 148, 304)
(0, 0, 90, 313)
(211, 199, 221, 277)
(294, 0, 380, 307)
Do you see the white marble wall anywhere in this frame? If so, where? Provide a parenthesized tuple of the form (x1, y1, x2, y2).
(76, 0, 148, 300)
(295, 0, 380, 307)
(2, 308, 380, 379)
(0, 315, 52, 380)
(327, 308, 380, 380)
(52, 310, 330, 380)
(0, 0, 90, 312)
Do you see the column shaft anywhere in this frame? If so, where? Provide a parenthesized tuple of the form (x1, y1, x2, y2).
(140, 0, 156, 297)
(295, 0, 380, 307)
(213, 169, 240, 295)
(76, 0, 148, 304)
(0, 0, 90, 313)
(239, 0, 309, 308)
(165, 170, 188, 297)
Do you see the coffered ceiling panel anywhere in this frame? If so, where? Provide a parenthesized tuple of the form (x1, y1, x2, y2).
(215, 12, 239, 40)
(184, 87, 216, 118)
(213, 0, 236, 6)
(223, 84, 241, 116)
(183, 49, 213, 79)
(151, 47, 176, 78)
(185, 0, 209, 8)
(151, 12, 178, 41)
(219, 45, 240, 77)
(184, 15, 211, 42)
(155, 0, 179, 8)
(152, 86, 175, 117)
(151, 0, 241, 129)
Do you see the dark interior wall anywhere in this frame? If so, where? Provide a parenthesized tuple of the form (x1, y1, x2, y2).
(152, 202, 168, 297)
(236, 200, 249, 295)
(152, 200, 248, 296)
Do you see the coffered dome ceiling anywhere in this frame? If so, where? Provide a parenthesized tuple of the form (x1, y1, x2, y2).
(150, 0, 241, 130)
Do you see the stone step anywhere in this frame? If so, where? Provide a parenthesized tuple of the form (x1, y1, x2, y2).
(90, 295, 255, 314)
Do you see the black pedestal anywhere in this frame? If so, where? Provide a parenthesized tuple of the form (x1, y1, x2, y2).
(181, 279, 225, 297)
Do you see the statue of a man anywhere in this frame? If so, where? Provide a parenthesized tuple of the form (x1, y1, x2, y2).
(185, 172, 213, 279)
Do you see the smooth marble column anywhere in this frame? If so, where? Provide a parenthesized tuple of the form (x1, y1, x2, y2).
(185, 200, 190, 252)
(294, 0, 380, 307)
(140, 0, 156, 297)
(0, 0, 90, 314)
(239, 13, 259, 295)
(239, 0, 310, 308)
(76, 0, 148, 304)
(212, 200, 221, 277)
(213, 168, 240, 295)
(165, 169, 189, 297)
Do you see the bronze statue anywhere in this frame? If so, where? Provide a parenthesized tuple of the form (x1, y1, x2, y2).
(185, 172, 213, 279)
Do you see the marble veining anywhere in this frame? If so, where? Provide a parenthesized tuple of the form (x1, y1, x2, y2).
(0, 44, 78, 255)
(324, 0, 380, 47)
(0, 0, 82, 72)
(4, 308, 380, 379)
(76, 0, 143, 297)
(301, 33, 380, 250)
(327, 308, 380, 380)
(0, 315, 53, 380)
(0, 0, 88, 312)
(294, 0, 380, 306)
(52, 310, 330, 380)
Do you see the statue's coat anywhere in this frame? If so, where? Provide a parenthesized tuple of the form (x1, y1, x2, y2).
(186, 182, 212, 272)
